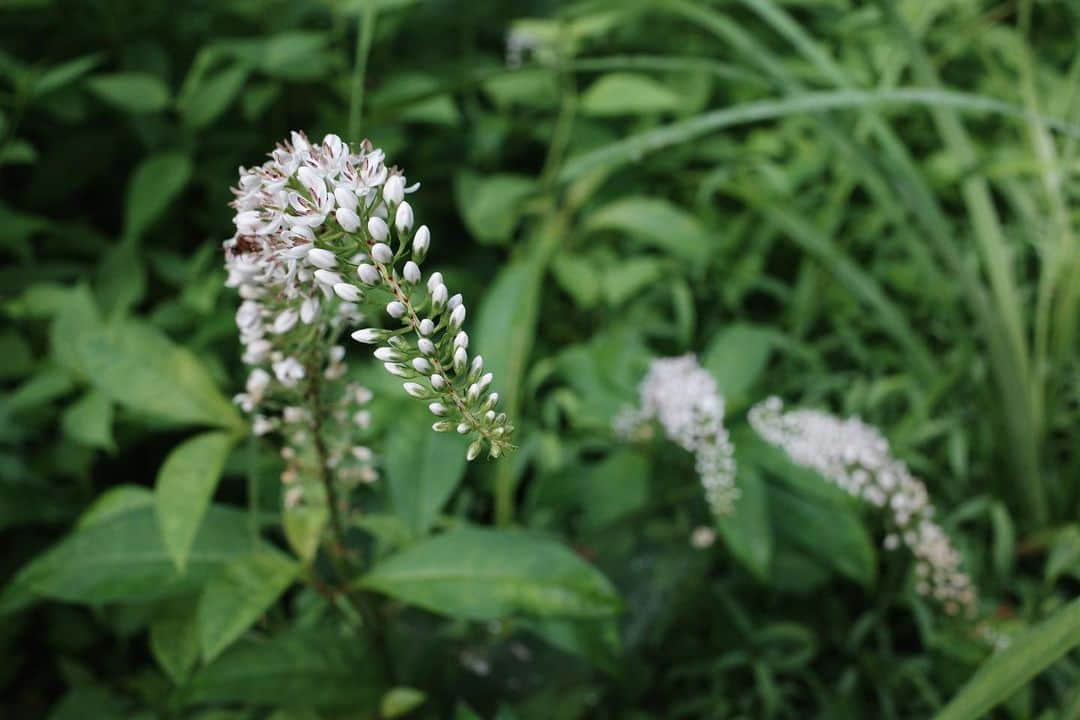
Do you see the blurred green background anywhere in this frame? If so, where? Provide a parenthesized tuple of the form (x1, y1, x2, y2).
(1, 0, 1078, 718)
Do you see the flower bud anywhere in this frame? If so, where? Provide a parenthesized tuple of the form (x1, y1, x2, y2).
(470, 355, 484, 377)
(386, 301, 407, 318)
(368, 216, 389, 243)
(307, 248, 337, 269)
(374, 347, 403, 362)
(314, 269, 343, 286)
(477, 372, 494, 391)
(334, 187, 357, 212)
(432, 421, 454, 432)
(427, 272, 443, 294)
(395, 201, 414, 234)
(403, 261, 421, 284)
(419, 318, 435, 336)
(430, 373, 445, 390)
(284, 243, 313, 259)
(467, 383, 480, 402)
(428, 402, 447, 416)
(412, 225, 430, 261)
(432, 284, 448, 310)
(351, 327, 388, 344)
(418, 338, 436, 355)
(384, 362, 411, 377)
(335, 207, 360, 232)
(454, 331, 468, 349)
(273, 308, 299, 334)
(300, 296, 320, 324)
(333, 283, 362, 302)
(388, 335, 409, 350)
(457, 423, 470, 435)
(483, 392, 499, 410)
(371, 243, 394, 264)
(453, 347, 468, 374)
(383, 174, 405, 205)
(448, 293, 463, 310)
(449, 304, 466, 330)
(357, 263, 381, 285)
(403, 382, 428, 398)
(411, 357, 432, 374)
(466, 441, 482, 461)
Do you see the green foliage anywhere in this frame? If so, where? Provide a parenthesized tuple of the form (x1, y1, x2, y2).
(1, 0, 1078, 716)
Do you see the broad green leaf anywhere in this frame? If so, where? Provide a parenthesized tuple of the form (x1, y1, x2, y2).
(483, 67, 559, 109)
(1045, 525, 1080, 584)
(86, 72, 170, 113)
(768, 484, 876, 587)
(716, 464, 772, 579)
(585, 196, 712, 265)
(1, 505, 260, 613)
(156, 431, 237, 570)
(522, 617, 621, 673)
(372, 72, 460, 125)
(95, 241, 146, 316)
(283, 505, 328, 565)
(580, 72, 682, 116)
(934, 598, 1080, 720)
(179, 64, 248, 129)
(198, 552, 298, 662)
(150, 597, 200, 684)
(32, 53, 102, 97)
(184, 626, 383, 710)
(124, 153, 193, 241)
(578, 449, 649, 531)
(602, 257, 663, 307)
(360, 527, 621, 620)
(255, 32, 332, 80)
(77, 485, 153, 529)
(60, 389, 114, 450)
(74, 320, 242, 429)
(385, 407, 468, 536)
(702, 324, 775, 409)
(6, 365, 74, 413)
(0, 330, 34, 380)
(0, 139, 36, 166)
(454, 171, 535, 245)
(380, 688, 426, 718)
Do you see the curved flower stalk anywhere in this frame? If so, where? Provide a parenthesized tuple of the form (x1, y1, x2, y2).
(749, 397, 976, 617)
(226, 131, 513, 463)
(615, 354, 739, 517)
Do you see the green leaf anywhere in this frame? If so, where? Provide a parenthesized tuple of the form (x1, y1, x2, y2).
(768, 484, 876, 588)
(179, 64, 248, 129)
(77, 485, 153, 529)
(580, 72, 682, 116)
(716, 464, 772, 579)
(283, 505, 328, 565)
(702, 324, 775, 409)
(124, 152, 193, 241)
(73, 319, 242, 429)
(380, 688, 426, 718)
(32, 53, 102, 97)
(197, 552, 298, 662)
(1045, 525, 1080, 584)
(360, 527, 621, 621)
(577, 449, 649, 532)
(585, 196, 712, 265)
(60, 389, 114, 450)
(601, 257, 663, 307)
(156, 431, 237, 571)
(150, 597, 200, 684)
(184, 626, 383, 710)
(522, 617, 621, 673)
(454, 171, 535, 244)
(934, 598, 1080, 720)
(385, 408, 468, 536)
(1, 505, 260, 613)
(95, 241, 146, 316)
(86, 72, 170, 113)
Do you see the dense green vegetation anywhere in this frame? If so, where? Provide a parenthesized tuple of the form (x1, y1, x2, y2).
(1, 0, 1078, 717)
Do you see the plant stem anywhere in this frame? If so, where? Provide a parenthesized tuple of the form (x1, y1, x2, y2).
(347, 0, 379, 145)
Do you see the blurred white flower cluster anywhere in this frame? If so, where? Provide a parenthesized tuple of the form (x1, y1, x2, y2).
(749, 397, 976, 616)
(616, 354, 739, 517)
(224, 131, 512, 465)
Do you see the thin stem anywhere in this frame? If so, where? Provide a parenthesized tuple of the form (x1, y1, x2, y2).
(347, 0, 379, 145)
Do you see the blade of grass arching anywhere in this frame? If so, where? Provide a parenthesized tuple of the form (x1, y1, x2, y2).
(739, 192, 936, 378)
(559, 88, 1080, 182)
(934, 597, 1080, 720)
(569, 55, 767, 87)
(1016, 0, 1073, 474)
(347, 0, 379, 145)
(872, 0, 1032, 413)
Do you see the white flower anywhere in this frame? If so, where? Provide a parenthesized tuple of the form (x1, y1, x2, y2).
(272, 356, 306, 387)
(616, 354, 739, 517)
(351, 327, 387, 344)
(333, 283, 362, 302)
(371, 243, 394, 264)
(395, 201, 414, 233)
(314, 269, 343, 287)
(307, 248, 337, 269)
(403, 261, 421, 284)
(273, 309, 299, 334)
(418, 318, 434, 336)
(429, 402, 448, 416)
(418, 338, 436, 355)
(386, 301, 407, 319)
(383, 174, 405, 205)
(300, 296, 320, 324)
(413, 225, 430, 260)
(403, 382, 427, 398)
(335, 207, 360, 232)
(368, 216, 389, 243)
(449, 304, 466, 329)
(357, 263, 381, 285)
